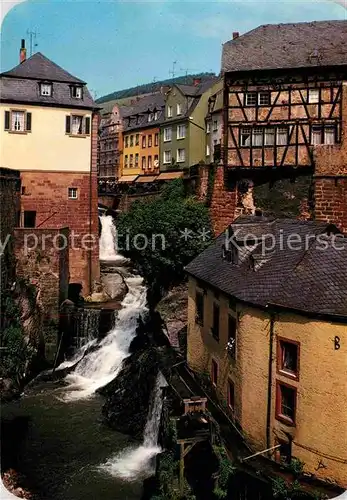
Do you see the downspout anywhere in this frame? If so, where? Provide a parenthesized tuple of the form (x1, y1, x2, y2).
(88, 112, 94, 295)
(266, 309, 275, 451)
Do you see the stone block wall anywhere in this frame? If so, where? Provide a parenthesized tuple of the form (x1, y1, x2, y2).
(0, 167, 20, 297)
(14, 227, 69, 360)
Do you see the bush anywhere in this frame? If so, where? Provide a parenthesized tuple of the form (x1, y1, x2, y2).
(117, 179, 212, 300)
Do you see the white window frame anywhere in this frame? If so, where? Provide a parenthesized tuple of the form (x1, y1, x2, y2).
(72, 86, 83, 99)
(177, 124, 186, 140)
(148, 113, 154, 123)
(308, 89, 319, 104)
(177, 148, 185, 163)
(240, 128, 251, 147)
(164, 127, 172, 142)
(154, 111, 159, 120)
(324, 125, 336, 145)
(40, 83, 52, 96)
(68, 187, 78, 199)
(177, 103, 182, 115)
(277, 127, 288, 146)
(206, 143, 211, 156)
(252, 127, 263, 147)
(264, 127, 275, 146)
(245, 92, 257, 106)
(163, 150, 172, 164)
(11, 110, 26, 132)
(311, 125, 322, 145)
(206, 121, 211, 133)
(167, 105, 173, 118)
(213, 120, 218, 132)
(258, 92, 270, 106)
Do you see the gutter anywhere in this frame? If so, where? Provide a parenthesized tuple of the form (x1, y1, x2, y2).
(88, 112, 94, 294)
(266, 308, 275, 451)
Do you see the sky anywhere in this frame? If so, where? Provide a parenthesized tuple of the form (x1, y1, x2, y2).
(0, 0, 346, 100)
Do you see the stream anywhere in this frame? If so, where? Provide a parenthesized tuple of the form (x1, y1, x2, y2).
(1, 214, 162, 500)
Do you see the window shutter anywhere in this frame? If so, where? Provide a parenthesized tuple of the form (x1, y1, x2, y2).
(66, 115, 71, 134)
(4, 111, 10, 130)
(26, 112, 32, 131)
(85, 117, 91, 135)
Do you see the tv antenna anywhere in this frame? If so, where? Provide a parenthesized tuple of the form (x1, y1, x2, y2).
(180, 67, 198, 77)
(169, 61, 177, 79)
(26, 29, 39, 56)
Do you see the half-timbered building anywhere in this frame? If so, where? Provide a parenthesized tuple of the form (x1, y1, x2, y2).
(207, 21, 347, 234)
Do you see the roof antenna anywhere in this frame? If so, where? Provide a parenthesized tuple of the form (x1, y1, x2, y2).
(169, 61, 177, 79)
(26, 28, 39, 57)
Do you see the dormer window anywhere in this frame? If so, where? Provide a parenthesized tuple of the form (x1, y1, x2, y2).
(148, 112, 154, 123)
(40, 83, 52, 96)
(154, 111, 159, 120)
(71, 86, 83, 99)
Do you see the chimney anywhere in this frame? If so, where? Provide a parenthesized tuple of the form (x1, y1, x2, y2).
(193, 78, 201, 87)
(19, 39, 26, 64)
(232, 32, 239, 40)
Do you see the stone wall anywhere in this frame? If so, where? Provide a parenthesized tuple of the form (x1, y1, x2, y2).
(313, 83, 347, 234)
(0, 167, 20, 297)
(14, 228, 69, 361)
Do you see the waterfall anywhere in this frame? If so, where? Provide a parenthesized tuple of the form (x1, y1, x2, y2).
(73, 308, 100, 349)
(99, 215, 122, 262)
(100, 373, 167, 480)
(61, 275, 147, 401)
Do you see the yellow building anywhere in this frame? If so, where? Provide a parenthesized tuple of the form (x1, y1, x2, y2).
(0, 45, 99, 293)
(186, 217, 347, 489)
(119, 93, 164, 183)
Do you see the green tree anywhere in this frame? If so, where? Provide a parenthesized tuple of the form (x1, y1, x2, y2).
(117, 179, 212, 302)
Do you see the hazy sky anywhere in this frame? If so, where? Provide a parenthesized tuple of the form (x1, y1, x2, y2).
(1, 0, 346, 99)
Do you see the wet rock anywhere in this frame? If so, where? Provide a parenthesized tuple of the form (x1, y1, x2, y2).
(101, 271, 128, 301)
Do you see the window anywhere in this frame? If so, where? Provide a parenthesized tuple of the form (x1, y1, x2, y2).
(252, 127, 263, 146)
(228, 380, 235, 410)
(227, 315, 236, 359)
(324, 126, 336, 145)
(163, 150, 172, 164)
(245, 92, 257, 106)
(177, 124, 186, 139)
(212, 302, 219, 341)
(66, 115, 90, 136)
(154, 111, 159, 120)
(148, 135, 152, 147)
(177, 148, 185, 163)
(40, 83, 52, 96)
(311, 125, 322, 145)
(4, 110, 32, 133)
(130, 135, 134, 147)
(277, 127, 288, 146)
(154, 133, 159, 146)
(142, 156, 146, 169)
(264, 127, 275, 146)
(258, 92, 270, 106)
(164, 127, 172, 142)
(206, 143, 210, 156)
(23, 211, 36, 228)
(68, 187, 78, 199)
(206, 121, 211, 133)
(240, 128, 251, 146)
(135, 153, 139, 167)
(125, 136, 129, 148)
(148, 113, 154, 122)
(124, 155, 129, 168)
(135, 134, 139, 146)
(167, 105, 173, 118)
(154, 154, 159, 167)
(213, 120, 218, 132)
(71, 86, 83, 99)
(278, 339, 299, 379)
(177, 103, 182, 115)
(142, 135, 146, 148)
(308, 88, 319, 103)
(195, 290, 204, 325)
(276, 382, 296, 425)
(148, 156, 152, 169)
(211, 359, 218, 386)
(129, 154, 133, 167)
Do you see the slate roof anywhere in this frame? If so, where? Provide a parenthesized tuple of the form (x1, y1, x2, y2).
(222, 20, 347, 73)
(0, 53, 96, 109)
(1, 52, 85, 83)
(186, 217, 347, 318)
(121, 93, 165, 131)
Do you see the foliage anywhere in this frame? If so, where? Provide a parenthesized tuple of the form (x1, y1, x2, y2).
(287, 458, 305, 476)
(0, 292, 32, 385)
(212, 445, 235, 499)
(271, 477, 318, 499)
(117, 179, 212, 300)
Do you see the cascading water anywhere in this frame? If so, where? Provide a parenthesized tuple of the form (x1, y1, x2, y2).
(99, 215, 122, 262)
(100, 372, 167, 480)
(73, 308, 100, 349)
(61, 276, 147, 401)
